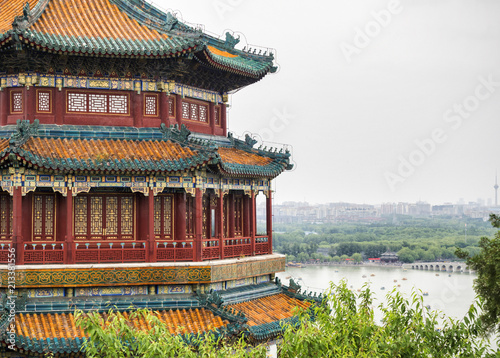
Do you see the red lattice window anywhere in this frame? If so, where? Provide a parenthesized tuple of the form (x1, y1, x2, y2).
(37, 91, 51, 113)
(234, 196, 243, 237)
(11, 91, 23, 113)
(74, 195, 134, 240)
(109, 95, 128, 114)
(202, 195, 210, 240)
(0, 195, 12, 240)
(181, 100, 209, 124)
(32, 194, 55, 241)
(89, 94, 107, 113)
(168, 96, 175, 117)
(214, 106, 221, 126)
(154, 195, 173, 240)
(186, 195, 195, 239)
(145, 95, 158, 116)
(223, 195, 228, 238)
(67, 91, 129, 114)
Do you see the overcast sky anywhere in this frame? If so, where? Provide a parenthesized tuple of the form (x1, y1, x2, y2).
(154, 0, 500, 206)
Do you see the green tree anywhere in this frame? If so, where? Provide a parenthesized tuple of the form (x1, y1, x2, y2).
(351, 253, 363, 263)
(279, 280, 493, 357)
(397, 247, 416, 263)
(456, 213, 500, 334)
(75, 309, 266, 358)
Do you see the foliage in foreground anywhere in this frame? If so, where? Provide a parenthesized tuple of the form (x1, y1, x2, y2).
(456, 213, 500, 335)
(75, 281, 498, 358)
(279, 280, 497, 357)
(75, 309, 266, 358)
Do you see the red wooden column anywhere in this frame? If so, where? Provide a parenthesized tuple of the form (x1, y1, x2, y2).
(221, 104, 227, 136)
(228, 193, 235, 239)
(250, 191, 256, 255)
(0, 90, 8, 125)
(12, 187, 23, 264)
(218, 191, 224, 259)
(175, 192, 186, 243)
(148, 188, 155, 262)
(25, 86, 35, 122)
(55, 88, 64, 125)
(66, 188, 74, 264)
(266, 190, 273, 254)
(209, 102, 216, 135)
(194, 189, 203, 261)
(175, 94, 183, 126)
(160, 92, 169, 126)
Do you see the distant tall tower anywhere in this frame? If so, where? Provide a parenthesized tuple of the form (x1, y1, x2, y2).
(495, 173, 499, 206)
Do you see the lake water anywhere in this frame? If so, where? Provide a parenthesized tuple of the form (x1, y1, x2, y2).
(276, 264, 476, 321)
(269, 264, 498, 356)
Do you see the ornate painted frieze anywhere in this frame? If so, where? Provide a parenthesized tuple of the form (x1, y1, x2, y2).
(75, 286, 148, 296)
(1, 73, 224, 104)
(0, 172, 271, 197)
(0, 256, 284, 288)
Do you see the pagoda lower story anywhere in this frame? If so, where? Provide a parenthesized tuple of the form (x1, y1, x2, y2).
(0, 121, 308, 357)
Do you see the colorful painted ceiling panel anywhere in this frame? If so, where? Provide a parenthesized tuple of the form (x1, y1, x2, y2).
(228, 293, 310, 326)
(12, 308, 229, 354)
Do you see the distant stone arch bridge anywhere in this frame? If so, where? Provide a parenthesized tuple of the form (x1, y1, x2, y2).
(403, 262, 472, 273)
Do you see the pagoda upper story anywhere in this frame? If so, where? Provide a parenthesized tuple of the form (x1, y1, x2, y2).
(0, 0, 277, 135)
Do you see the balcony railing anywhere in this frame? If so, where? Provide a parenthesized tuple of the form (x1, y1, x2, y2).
(156, 241, 194, 262)
(0, 236, 271, 264)
(24, 242, 65, 264)
(74, 241, 146, 263)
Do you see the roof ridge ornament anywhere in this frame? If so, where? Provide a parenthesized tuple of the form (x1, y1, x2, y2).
(164, 12, 178, 32)
(224, 32, 240, 50)
(12, 2, 31, 30)
(160, 123, 191, 143)
(10, 119, 39, 147)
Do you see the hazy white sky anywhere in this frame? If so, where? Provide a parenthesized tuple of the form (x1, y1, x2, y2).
(154, 0, 500, 205)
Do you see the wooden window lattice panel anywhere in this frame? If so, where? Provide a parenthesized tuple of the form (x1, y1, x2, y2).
(120, 196, 134, 238)
(199, 105, 208, 123)
(32, 194, 55, 241)
(154, 195, 173, 240)
(0, 196, 12, 240)
(186, 195, 195, 239)
(68, 92, 128, 114)
(109, 95, 128, 114)
(68, 92, 87, 112)
(37, 91, 51, 112)
(168, 96, 175, 117)
(202, 195, 209, 240)
(75, 196, 88, 238)
(214, 106, 221, 126)
(88, 94, 107, 113)
(90, 197, 103, 236)
(182, 102, 190, 119)
(182, 100, 209, 123)
(234, 196, 243, 237)
(11, 92, 23, 113)
(106, 197, 118, 235)
(190, 103, 199, 120)
(223, 196, 228, 238)
(145, 95, 157, 116)
(75, 195, 135, 241)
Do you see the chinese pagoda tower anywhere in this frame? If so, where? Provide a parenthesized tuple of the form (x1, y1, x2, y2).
(0, 0, 319, 356)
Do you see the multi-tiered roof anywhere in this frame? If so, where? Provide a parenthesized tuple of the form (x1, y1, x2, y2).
(1, 0, 276, 92)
